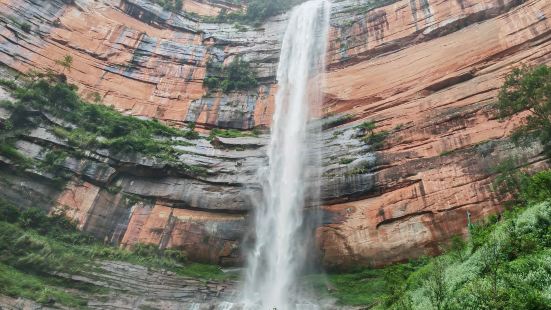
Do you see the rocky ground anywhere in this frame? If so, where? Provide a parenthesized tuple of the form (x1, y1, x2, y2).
(0, 260, 237, 310)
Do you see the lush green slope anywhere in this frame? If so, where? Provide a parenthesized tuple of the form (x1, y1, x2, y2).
(310, 170, 551, 309)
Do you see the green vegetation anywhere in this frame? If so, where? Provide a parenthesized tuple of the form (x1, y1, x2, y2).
(206, 0, 307, 25)
(208, 127, 258, 140)
(0, 143, 33, 167)
(0, 263, 89, 308)
(306, 266, 404, 306)
(494, 65, 551, 155)
(357, 120, 388, 150)
(323, 114, 354, 129)
(19, 22, 31, 33)
(439, 150, 455, 157)
(339, 158, 354, 165)
(340, 0, 401, 15)
(204, 57, 258, 93)
(357, 120, 376, 135)
(7, 17, 32, 33)
(0, 72, 203, 175)
(153, 0, 183, 12)
(312, 170, 551, 308)
(55, 55, 73, 73)
(0, 197, 232, 305)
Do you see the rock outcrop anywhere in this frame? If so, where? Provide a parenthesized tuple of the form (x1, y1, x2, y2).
(0, 260, 237, 309)
(1, 0, 550, 269)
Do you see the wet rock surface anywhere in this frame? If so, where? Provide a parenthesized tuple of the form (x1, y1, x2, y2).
(0, 0, 550, 269)
(0, 260, 238, 309)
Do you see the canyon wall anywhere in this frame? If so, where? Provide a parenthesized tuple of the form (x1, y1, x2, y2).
(0, 0, 550, 268)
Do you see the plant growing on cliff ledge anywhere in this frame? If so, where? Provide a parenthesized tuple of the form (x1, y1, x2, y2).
(494, 65, 551, 155)
(153, 0, 183, 12)
(312, 170, 551, 308)
(1, 72, 204, 175)
(358, 120, 388, 150)
(55, 55, 73, 73)
(204, 57, 258, 93)
(209, 0, 308, 25)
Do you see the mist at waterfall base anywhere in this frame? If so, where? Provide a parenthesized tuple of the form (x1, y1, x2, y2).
(240, 0, 331, 309)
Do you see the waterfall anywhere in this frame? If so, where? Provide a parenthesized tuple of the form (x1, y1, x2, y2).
(242, 0, 331, 309)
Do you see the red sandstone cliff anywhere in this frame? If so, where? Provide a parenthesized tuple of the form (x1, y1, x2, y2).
(0, 0, 550, 268)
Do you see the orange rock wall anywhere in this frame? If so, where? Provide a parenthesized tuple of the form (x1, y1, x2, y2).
(318, 0, 551, 267)
(0, 0, 274, 128)
(1, 0, 551, 267)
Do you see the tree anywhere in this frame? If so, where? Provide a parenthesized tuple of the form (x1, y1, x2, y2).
(55, 55, 73, 73)
(494, 65, 551, 155)
(358, 120, 376, 136)
(425, 258, 448, 310)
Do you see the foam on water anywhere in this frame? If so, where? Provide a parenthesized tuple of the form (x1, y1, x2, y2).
(241, 0, 331, 309)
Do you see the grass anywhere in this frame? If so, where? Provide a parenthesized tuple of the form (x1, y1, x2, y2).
(305, 268, 388, 306)
(310, 169, 551, 308)
(203, 57, 258, 93)
(0, 143, 32, 167)
(0, 197, 234, 306)
(0, 263, 88, 308)
(209, 128, 259, 140)
(0, 73, 204, 176)
(323, 114, 354, 129)
(340, 0, 401, 16)
(339, 158, 354, 165)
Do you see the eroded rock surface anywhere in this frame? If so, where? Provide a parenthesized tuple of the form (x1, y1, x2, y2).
(0, 0, 550, 269)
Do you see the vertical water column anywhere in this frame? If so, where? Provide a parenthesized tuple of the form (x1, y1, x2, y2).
(242, 0, 331, 309)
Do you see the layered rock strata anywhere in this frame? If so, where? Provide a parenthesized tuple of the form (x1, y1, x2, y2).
(0, 0, 550, 268)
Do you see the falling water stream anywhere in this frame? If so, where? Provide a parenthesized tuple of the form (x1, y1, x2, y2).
(241, 1, 331, 309)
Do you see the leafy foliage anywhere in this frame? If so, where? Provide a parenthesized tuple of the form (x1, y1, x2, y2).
(204, 57, 258, 93)
(0, 73, 204, 175)
(323, 114, 354, 129)
(19, 22, 31, 33)
(357, 120, 388, 150)
(153, 0, 183, 12)
(208, 0, 308, 25)
(55, 55, 73, 73)
(208, 128, 258, 140)
(0, 197, 233, 307)
(494, 65, 551, 155)
(315, 170, 551, 308)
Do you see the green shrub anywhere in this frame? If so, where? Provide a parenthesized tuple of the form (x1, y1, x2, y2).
(363, 131, 388, 150)
(520, 170, 551, 203)
(0, 200, 20, 223)
(339, 158, 354, 165)
(154, 0, 183, 12)
(20, 22, 31, 33)
(323, 114, 354, 129)
(0, 79, 18, 90)
(357, 120, 376, 135)
(0, 143, 32, 167)
(0, 197, 229, 281)
(2, 74, 204, 175)
(318, 171, 551, 308)
(208, 128, 257, 140)
(494, 65, 551, 156)
(203, 57, 258, 93)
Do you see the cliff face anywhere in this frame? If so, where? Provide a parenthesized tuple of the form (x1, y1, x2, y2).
(319, 0, 551, 267)
(0, 0, 550, 268)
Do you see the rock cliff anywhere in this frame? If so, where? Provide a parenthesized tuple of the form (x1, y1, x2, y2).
(0, 0, 550, 269)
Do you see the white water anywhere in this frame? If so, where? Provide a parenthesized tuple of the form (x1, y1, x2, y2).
(241, 1, 331, 309)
